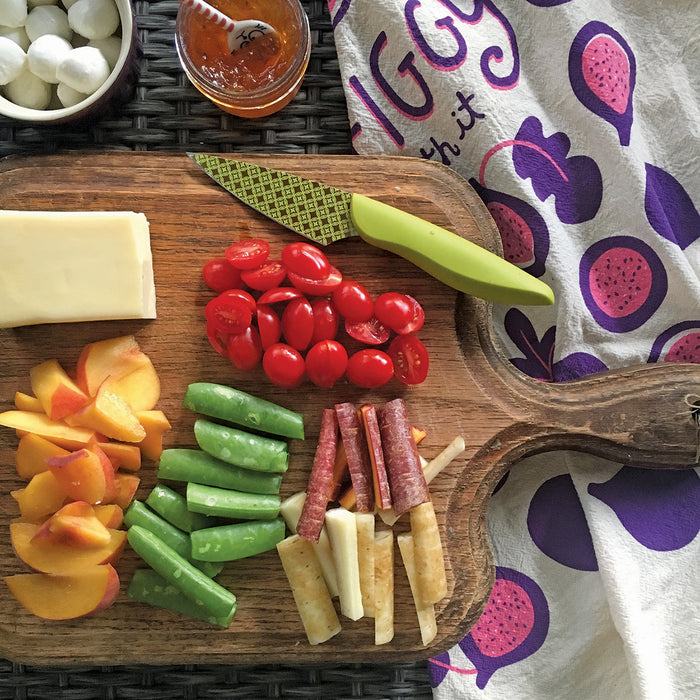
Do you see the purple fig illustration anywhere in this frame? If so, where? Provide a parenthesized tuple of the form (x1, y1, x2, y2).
(569, 22, 636, 146)
(527, 474, 598, 571)
(645, 163, 700, 250)
(579, 235, 667, 333)
(470, 179, 549, 277)
(459, 567, 549, 689)
(649, 322, 700, 363)
(588, 467, 700, 551)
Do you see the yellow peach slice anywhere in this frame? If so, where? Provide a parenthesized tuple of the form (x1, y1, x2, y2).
(15, 432, 69, 479)
(136, 410, 171, 461)
(47, 447, 115, 505)
(32, 501, 112, 548)
(11, 470, 68, 521)
(30, 359, 89, 421)
(93, 504, 124, 529)
(95, 441, 141, 472)
(104, 359, 161, 412)
(70, 385, 146, 444)
(14, 392, 43, 412)
(111, 473, 140, 510)
(0, 410, 95, 450)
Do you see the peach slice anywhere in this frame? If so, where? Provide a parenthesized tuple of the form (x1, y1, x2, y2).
(0, 410, 95, 450)
(70, 384, 146, 444)
(94, 504, 124, 529)
(75, 335, 150, 397)
(10, 520, 127, 574)
(104, 359, 161, 412)
(15, 432, 69, 479)
(47, 447, 115, 505)
(111, 473, 140, 510)
(14, 392, 43, 412)
(95, 441, 141, 472)
(11, 470, 68, 521)
(136, 410, 171, 461)
(5, 564, 120, 619)
(32, 501, 112, 547)
(30, 359, 89, 421)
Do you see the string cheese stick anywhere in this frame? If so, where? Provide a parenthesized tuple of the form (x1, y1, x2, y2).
(410, 500, 447, 605)
(374, 529, 394, 646)
(397, 532, 437, 646)
(276, 534, 341, 645)
(325, 507, 363, 620)
(355, 512, 375, 618)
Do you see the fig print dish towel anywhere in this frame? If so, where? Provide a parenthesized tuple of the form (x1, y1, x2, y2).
(329, 0, 700, 697)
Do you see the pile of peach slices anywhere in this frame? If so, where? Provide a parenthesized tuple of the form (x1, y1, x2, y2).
(0, 335, 170, 620)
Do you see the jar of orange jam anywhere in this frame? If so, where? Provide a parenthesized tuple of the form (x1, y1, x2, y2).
(175, 0, 310, 118)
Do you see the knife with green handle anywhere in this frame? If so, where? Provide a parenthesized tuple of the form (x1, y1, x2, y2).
(188, 153, 555, 306)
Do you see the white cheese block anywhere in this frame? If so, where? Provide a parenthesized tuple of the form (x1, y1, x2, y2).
(325, 506, 364, 621)
(0, 210, 156, 328)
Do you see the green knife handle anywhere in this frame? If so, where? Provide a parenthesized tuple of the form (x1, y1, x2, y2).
(349, 194, 554, 306)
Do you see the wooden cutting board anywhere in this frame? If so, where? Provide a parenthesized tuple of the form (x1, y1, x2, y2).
(0, 152, 698, 666)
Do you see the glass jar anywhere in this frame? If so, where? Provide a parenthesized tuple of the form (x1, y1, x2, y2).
(175, 0, 311, 118)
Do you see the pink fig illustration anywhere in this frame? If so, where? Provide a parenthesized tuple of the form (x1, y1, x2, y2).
(648, 322, 700, 363)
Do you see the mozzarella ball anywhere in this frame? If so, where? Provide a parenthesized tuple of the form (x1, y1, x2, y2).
(25, 5, 72, 42)
(56, 44, 109, 94)
(87, 35, 119, 69)
(0, 24, 31, 50)
(56, 79, 86, 106)
(61, 0, 79, 8)
(67, 0, 118, 40)
(27, 32, 71, 82)
(0, 35, 26, 84)
(4, 68, 52, 108)
(0, 0, 27, 28)
(29, 0, 59, 6)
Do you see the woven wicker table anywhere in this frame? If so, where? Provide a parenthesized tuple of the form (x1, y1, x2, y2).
(0, 1, 433, 698)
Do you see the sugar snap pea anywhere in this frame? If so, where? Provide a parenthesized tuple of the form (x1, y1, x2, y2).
(145, 484, 218, 533)
(190, 518, 286, 562)
(186, 482, 280, 520)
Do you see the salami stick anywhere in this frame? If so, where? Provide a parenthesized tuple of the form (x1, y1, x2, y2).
(297, 409, 339, 543)
(377, 398, 429, 516)
(335, 402, 374, 512)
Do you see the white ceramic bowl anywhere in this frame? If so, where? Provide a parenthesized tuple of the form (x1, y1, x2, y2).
(0, 0, 140, 124)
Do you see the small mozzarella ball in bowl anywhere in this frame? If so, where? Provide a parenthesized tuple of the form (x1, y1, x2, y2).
(68, 0, 119, 40)
(28, 0, 60, 6)
(56, 80, 87, 106)
(25, 5, 73, 42)
(0, 35, 26, 84)
(88, 35, 120, 69)
(56, 44, 110, 94)
(4, 68, 52, 109)
(0, 0, 27, 28)
(27, 33, 72, 83)
(0, 24, 31, 50)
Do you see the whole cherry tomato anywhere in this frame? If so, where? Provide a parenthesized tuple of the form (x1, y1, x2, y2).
(345, 316, 391, 345)
(310, 297, 339, 343)
(256, 305, 282, 349)
(205, 295, 252, 335)
(225, 239, 270, 270)
(288, 266, 343, 295)
(281, 297, 314, 351)
(388, 334, 429, 385)
(305, 340, 348, 387)
(332, 280, 373, 322)
(374, 292, 413, 332)
(346, 349, 394, 388)
(202, 258, 242, 292)
(226, 325, 262, 371)
(262, 343, 305, 387)
(281, 242, 331, 280)
(393, 294, 425, 335)
(241, 260, 287, 291)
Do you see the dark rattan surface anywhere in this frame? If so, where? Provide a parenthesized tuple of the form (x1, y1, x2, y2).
(0, 1, 433, 698)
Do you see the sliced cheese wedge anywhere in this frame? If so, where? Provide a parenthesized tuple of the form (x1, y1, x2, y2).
(0, 211, 156, 328)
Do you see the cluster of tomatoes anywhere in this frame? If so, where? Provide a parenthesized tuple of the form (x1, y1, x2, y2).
(201, 239, 429, 388)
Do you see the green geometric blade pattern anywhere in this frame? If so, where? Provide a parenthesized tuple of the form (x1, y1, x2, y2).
(189, 153, 357, 246)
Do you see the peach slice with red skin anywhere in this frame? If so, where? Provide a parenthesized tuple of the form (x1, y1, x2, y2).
(30, 359, 89, 421)
(10, 520, 127, 574)
(32, 501, 112, 547)
(5, 564, 120, 619)
(15, 432, 69, 479)
(93, 504, 124, 529)
(70, 384, 146, 443)
(11, 470, 68, 521)
(111, 473, 140, 510)
(47, 446, 116, 505)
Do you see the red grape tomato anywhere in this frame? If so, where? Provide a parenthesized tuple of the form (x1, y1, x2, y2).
(225, 239, 271, 269)
(281, 242, 331, 280)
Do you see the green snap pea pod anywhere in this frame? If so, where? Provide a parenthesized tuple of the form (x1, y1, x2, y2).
(124, 500, 223, 578)
(145, 484, 218, 532)
(158, 448, 282, 495)
(183, 382, 304, 440)
(127, 524, 237, 622)
(126, 568, 235, 627)
(186, 482, 281, 520)
(190, 518, 286, 562)
(194, 419, 289, 473)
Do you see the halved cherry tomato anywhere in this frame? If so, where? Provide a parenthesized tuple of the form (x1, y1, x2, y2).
(241, 260, 286, 291)
(256, 304, 281, 349)
(262, 343, 305, 387)
(374, 292, 413, 332)
(217, 288, 257, 314)
(281, 242, 331, 280)
(305, 340, 348, 387)
(388, 334, 429, 385)
(332, 280, 373, 322)
(205, 296, 252, 335)
(206, 320, 229, 357)
(257, 287, 304, 305)
(225, 239, 270, 270)
(288, 266, 343, 295)
(345, 316, 391, 345)
(202, 258, 242, 292)
(393, 294, 425, 335)
(346, 349, 394, 388)
(310, 297, 339, 343)
(281, 297, 314, 351)
(226, 325, 262, 371)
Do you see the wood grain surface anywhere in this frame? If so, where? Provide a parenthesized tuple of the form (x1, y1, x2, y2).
(1, 152, 698, 666)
